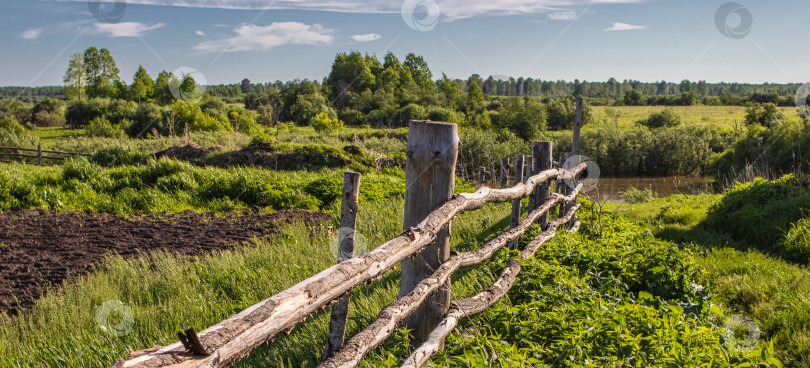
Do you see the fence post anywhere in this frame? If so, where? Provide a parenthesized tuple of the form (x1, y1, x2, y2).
(500, 157, 509, 188)
(523, 156, 532, 184)
(399, 120, 458, 346)
(479, 166, 486, 185)
(509, 155, 525, 250)
(573, 97, 583, 155)
(558, 152, 573, 219)
(529, 141, 553, 229)
(322, 172, 361, 360)
(37, 145, 42, 166)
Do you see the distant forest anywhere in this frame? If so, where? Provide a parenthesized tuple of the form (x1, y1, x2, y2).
(2, 78, 804, 106)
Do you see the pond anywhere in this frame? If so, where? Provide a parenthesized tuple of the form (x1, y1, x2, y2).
(585, 176, 715, 202)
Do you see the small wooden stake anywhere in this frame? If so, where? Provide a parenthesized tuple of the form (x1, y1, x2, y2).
(500, 157, 509, 188)
(323, 172, 361, 360)
(509, 155, 525, 250)
(37, 145, 42, 166)
(529, 141, 553, 229)
(573, 98, 583, 155)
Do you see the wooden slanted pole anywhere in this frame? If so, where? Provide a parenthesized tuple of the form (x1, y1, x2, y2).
(399, 120, 459, 346)
(500, 157, 509, 188)
(323, 172, 361, 361)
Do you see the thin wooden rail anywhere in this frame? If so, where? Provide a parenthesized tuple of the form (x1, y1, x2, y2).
(0, 145, 90, 166)
(113, 162, 587, 368)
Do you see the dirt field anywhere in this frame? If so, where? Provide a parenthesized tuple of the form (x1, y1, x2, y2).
(0, 209, 328, 315)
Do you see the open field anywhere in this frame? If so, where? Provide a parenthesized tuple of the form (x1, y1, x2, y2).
(592, 105, 800, 130)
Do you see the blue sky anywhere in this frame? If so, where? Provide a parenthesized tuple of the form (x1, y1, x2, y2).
(1, 0, 808, 86)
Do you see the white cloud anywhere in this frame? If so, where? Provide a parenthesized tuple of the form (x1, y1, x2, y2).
(93, 22, 165, 37)
(58, 0, 645, 21)
(351, 33, 381, 42)
(20, 28, 43, 40)
(547, 11, 577, 20)
(193, 22, 334, 53)
(604, 22, 645, 31)
(195, 30, 205, 36)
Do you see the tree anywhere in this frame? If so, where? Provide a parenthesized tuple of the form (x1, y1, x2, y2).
(624, 90, 644, 106)
(438, 74, 464, 111)
(63, 53, 85, 100)
(241, 78, 253, 94)
(466, 74, 485, 113)
(744, 103, 784, 128)
(327, 52, 376, 109)
(153, 71, 173, 105)
(130, 65, 154, 103)
(83, 47, 120, 98)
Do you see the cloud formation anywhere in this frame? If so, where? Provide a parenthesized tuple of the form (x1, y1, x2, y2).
(193, 22, 334, 53)
(19, 28, 43, 40)
(351, 33, 381, 42)
(195, 30, 205, 36)
(58, 0, 645, 21)
(547, 11, 577, 20)
(604, 22, 645, 31)
(93, 22, 165, 37)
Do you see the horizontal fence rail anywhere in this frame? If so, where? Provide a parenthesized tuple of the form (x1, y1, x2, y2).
(114, 162, 586, 368)
(0, 145, 90, 166)
(113, 119, 589, 368)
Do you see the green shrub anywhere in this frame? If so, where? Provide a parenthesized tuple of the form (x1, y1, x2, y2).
(90, 146, 147, 167)
(425, 107, 462, 123)
(86, 117, 125, 138)
(0, 115, 38, 147)
(704, 175, 810, 261)
(310, 112, 343, 135)
(623, 187, 655, 203)
(638, 108, 681, 129)
(782, 218, 810, 263)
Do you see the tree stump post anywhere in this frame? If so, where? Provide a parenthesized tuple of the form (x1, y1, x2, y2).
(399, 120, 458, 346)
(524, 156, 532, 184)
(529, 141, 553, 229)
(500, 157, 509, 188)
(508, 155, 525, 250)
(323, 172, 361, 361)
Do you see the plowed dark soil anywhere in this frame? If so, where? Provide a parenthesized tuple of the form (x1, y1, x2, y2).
(0, 209, 328, 315)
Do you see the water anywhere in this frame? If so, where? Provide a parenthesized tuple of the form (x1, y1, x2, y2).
(588, 176, 715, 202)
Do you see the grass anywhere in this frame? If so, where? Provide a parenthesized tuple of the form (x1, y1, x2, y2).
(606, 186, 810, 367)
(0, 195, 514, 368)
(593, 105, 799, 130)
(0, 158, 406, 214)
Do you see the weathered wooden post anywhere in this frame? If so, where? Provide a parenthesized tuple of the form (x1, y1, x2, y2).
(500, 157, 509, 188)
(323, 172, 361, 360)
(399, 120, 458, 345)
(37, 145, 42, 166)
(529, 141, 553, 229)
(558, 152, 573, 217)
(523, 156, 532, 184)
(508, 155, 525, 250)
(573, 97, 583, 155)
(479, 166, 486, 185)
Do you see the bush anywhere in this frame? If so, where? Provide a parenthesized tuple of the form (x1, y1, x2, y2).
(0, 116, 38, 148)
(91, 146, 147, 167)
(623, 187, 655, 203)
(426, 107, 462, 123)
(31, 98, 65, 127)
(86, 117, 125, 138)
(127, 102, 164, 138)
(745, 103, 784, 128)
(783, 218, 810, 263)
(638, 108, 681, 129)
(311, 112, 343, 135)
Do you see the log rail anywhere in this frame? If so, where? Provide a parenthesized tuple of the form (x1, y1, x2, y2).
(114, 160, 586, 368)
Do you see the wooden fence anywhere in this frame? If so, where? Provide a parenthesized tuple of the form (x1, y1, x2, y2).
(113, 117, 587, 368)
(0, 145, 90, 165)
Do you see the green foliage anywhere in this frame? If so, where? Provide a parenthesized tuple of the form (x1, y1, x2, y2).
(623, 186, 655, 203)
(0, 115, 38, 147)
(639, 108, 682, 129)
(745, 103, 784, 128)
(366, 206, 774, 367)
(90, 146, 147, 167)
(85, 116, 125, 138)
(310, 112, 343, 135)
(426, 106, 462, 123)
(545, 96, 593, 130)
(782, 218, 810, 263)
(457, 128, 524, 178)
(704, 175, 810, 262)
(496, 97, 546, 140)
